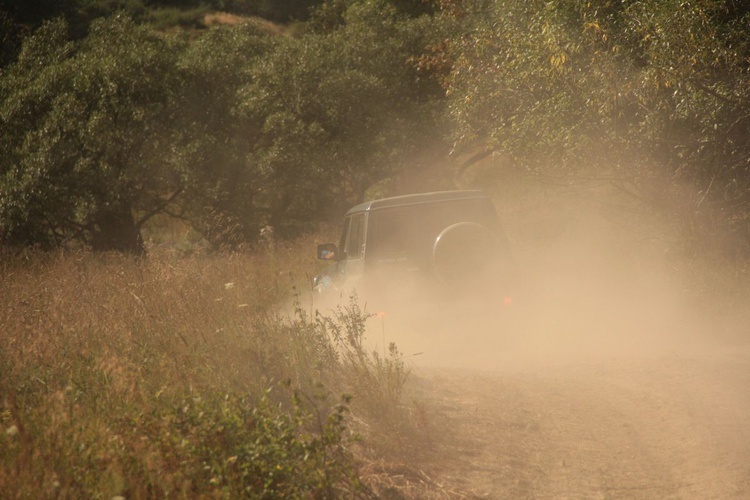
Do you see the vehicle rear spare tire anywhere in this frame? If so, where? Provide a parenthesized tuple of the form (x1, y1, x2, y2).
(432, 222, 498, 288)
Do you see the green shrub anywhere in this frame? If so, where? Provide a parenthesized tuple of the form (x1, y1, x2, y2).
(118, 390, 364, 497)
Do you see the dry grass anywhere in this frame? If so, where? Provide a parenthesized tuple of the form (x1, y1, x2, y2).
(0, 237, 429, 497)
(202, 12, 287, 36)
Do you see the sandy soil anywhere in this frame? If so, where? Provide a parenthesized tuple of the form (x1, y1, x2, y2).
(413, 347, 750, 499)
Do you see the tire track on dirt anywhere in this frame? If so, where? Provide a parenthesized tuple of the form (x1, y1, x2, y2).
(417, 350, 750, 499)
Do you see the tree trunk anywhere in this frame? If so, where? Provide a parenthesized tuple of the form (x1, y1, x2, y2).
(91, 207, 145, 255)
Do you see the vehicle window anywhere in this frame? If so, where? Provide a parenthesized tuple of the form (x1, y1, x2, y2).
(344, 213, 365, 259)
(338, 216, 350, 255)
(367, 199, 499, 259)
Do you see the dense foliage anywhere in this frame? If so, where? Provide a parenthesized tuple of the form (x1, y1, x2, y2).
(446, 0, 750, 253)
(1, 1, 446, 250)
(0, 17, 185, 253)
(1, 0, 749, 254)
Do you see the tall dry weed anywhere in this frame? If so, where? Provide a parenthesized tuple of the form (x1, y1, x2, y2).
(0, 239, 411, 497)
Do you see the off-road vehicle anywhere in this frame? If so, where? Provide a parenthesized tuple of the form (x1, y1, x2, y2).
(313, 190, 512, 302)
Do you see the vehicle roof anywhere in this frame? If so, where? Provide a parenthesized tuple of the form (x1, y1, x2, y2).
(345, 190, 490, 215)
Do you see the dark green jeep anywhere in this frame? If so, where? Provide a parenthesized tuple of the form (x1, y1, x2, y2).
(313, 191, 513, 301)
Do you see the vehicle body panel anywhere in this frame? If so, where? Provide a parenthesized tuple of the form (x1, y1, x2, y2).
(314, 190, 511, 301)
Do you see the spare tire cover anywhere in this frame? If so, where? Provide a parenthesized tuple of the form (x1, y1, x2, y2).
(432, 222, 498, 287)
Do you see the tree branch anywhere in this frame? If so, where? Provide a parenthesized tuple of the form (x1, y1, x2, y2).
(135, 187, 183, 230)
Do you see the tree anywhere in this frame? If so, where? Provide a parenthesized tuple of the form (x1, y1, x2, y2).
(174, 23, 274, 247)
(446, 0, 638, 173)
(0, 4, 452, 252)
(236, 0, 450, 236)
(0, 16, 186, 253)
(625, 0, 750, 245)
(445, 0, 750, 252)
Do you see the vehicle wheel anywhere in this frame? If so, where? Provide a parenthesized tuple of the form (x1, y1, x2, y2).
(432, 222, 498, 289)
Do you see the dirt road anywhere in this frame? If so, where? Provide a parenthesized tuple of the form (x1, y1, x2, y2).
(407, 345, 750, 499)
(372, 288, 750, 499)
(365, 234, 750, 498)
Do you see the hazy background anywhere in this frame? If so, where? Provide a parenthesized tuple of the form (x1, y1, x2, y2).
(363, 180, 750, 370)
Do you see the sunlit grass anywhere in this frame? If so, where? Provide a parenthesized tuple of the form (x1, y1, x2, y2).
(0, 238, 417, 497)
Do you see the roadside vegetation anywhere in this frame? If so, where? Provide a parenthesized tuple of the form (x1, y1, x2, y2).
(0, 239, 432, 497)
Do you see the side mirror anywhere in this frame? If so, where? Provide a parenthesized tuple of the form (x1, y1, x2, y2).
(317, 243, 338, 261)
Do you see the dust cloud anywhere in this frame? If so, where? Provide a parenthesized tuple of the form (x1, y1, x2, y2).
(363, 191, 750, 497)
(361, 192, 749, 371)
